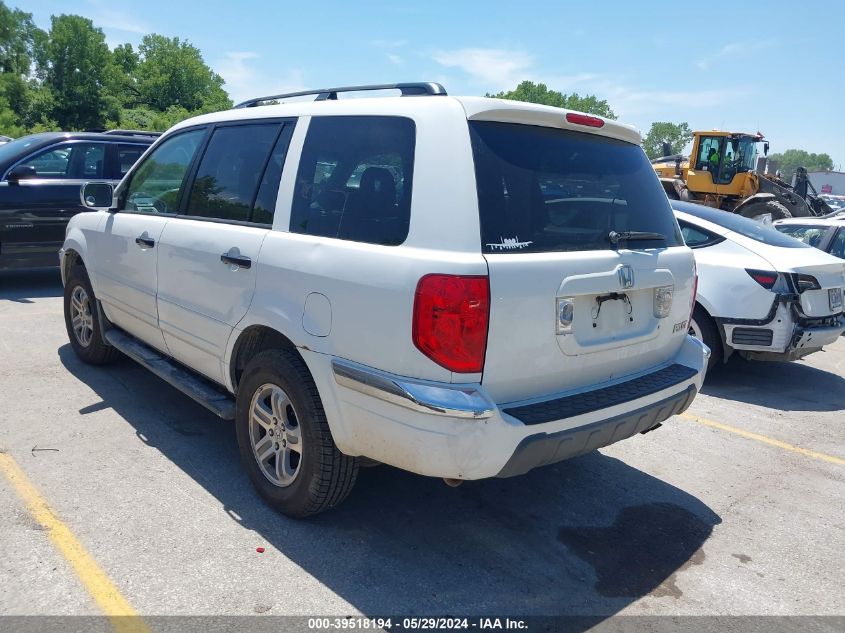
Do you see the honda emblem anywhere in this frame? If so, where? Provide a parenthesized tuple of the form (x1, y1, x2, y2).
(618, 265, 634, 289)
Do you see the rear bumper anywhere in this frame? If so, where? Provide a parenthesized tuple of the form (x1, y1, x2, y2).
(497, 385, 696, 477)
(722, 301, 844, 361)
(312, 335, 708, 480)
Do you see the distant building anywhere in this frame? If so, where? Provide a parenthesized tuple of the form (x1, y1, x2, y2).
(808, 170, 845, 195)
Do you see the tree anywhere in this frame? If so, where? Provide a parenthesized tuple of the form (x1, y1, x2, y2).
(133, 35, 230, 112)
(769, 149, 834, 180)
(43, 15, 115, 129)
(0, 2, 48, 133)
(642, 121, 694, 159)
(488, 80, 616, 119)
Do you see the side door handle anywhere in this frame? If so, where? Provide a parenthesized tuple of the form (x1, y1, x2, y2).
(221, 253, 252, 269)
(135, 236, 155, 248)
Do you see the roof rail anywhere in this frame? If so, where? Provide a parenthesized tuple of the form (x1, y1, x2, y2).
(234, 82, 447, 109)
(102, 129, 163, 137)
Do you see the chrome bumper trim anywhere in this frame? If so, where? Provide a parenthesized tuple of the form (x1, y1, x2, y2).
(331, 359, 495, 419)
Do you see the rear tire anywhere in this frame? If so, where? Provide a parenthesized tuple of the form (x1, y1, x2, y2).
(235, 349, 358, 518)
(739, 200, 792, 222)
(689, 305, 721, 372)
(63, 266, 120, 365)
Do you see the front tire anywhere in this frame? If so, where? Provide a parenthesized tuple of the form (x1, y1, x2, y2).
(235, 349, 358, 518)
(689, 305, 721, 372)
(63, 266, 120, 365)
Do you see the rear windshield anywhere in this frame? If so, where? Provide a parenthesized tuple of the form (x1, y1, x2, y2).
(469, 121, 682, 253)
(672, 201, 811, 249)
(774, 223, 830, 249)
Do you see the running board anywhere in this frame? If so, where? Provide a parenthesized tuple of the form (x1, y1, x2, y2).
(104, 329, 236, 420)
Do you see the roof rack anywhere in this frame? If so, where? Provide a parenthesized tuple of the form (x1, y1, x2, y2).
(234, 82, 447, 109)
(102, 129, 163, 137)
(85, 129, 162, 137)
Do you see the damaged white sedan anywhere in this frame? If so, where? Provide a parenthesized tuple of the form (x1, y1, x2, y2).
(673, 200, 845, 369)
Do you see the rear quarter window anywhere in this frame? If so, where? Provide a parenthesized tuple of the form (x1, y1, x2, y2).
(289, 116, 415, 246)
(469, 121, 683, 253)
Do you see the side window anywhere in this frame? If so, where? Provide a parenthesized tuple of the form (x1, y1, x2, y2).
(20, 142, 105, 179)
(829, 229, 845, 259)
(696, 137, 722, 172)
(185, 123, 283, 223)
(117, 144, 147, 177)
(678, 220, 722, 248)
(290, 116, 415, 246)
(122, 129, 205, 215)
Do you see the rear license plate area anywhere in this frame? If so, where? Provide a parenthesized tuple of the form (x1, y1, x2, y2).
(830, 287, 843, 311)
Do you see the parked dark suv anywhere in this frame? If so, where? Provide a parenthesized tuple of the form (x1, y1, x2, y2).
(0, 130, 158, 270)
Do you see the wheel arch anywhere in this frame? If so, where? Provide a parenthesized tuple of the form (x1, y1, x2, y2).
(60, 247, 85, 286)
(228, 324, 304, 393)
(692, 300, 732, 364)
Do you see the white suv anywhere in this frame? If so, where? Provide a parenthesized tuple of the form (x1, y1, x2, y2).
(60, 83, 708, 517)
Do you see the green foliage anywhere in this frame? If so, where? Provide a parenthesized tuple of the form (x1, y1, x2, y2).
(134, 35, 230, 111)
(769, 149, 834, 179)
(488, 80, 616, 119)
(0, 1, 39, 76)
(642, 121, 694, 159)
(45, 14, 115, 130)
(0, 1, 232, 138)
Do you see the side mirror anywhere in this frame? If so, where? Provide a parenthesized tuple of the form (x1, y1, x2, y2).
(7, 164, 37, 183)
(81, 182, 115, 210)
(764, 142, 769, 156)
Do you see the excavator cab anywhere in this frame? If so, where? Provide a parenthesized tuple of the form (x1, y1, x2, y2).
(687, 132, 763, 196)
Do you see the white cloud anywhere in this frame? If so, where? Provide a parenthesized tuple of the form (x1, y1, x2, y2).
(431, 48, 534, 91)
(386, 53, 403, 65)
(85, 1, 150, 34)
(696, 40, 773, 71)
(216, 52, 306, 105)
(429, 46, 737, 119)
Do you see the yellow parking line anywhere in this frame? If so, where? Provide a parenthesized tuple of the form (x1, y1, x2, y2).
(0, 452, 150, 633)
(680, 413, 845, 466)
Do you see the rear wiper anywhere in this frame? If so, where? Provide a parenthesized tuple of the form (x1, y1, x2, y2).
(608, 230, 666, 244)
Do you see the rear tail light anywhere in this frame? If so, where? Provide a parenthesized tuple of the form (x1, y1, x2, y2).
(795, 274, 821, 292)
(565, 112, 605, 128)
(745, 269, 779, 290)
(413, 274, 490, 373)
(653, 285, 674, 318)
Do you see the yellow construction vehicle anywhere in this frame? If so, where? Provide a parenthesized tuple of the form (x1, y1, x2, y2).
(652, 130, 832, 220)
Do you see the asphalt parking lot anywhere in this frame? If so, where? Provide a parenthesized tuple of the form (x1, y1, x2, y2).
(0, 269, 843, 625)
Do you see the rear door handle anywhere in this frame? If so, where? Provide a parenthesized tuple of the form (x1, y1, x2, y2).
(221, 253, 252, 269)
(135, 236, 155, 248)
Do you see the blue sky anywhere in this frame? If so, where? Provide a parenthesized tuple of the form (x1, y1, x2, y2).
(23, 0, 845, 167)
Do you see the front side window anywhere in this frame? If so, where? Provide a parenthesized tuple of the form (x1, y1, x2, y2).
(186, 123, 283, 223)
(122, 129, 205, 215)
(20, 142, 105, 179)
(290, 116, 415, 246)
(470, 121, 682, 253)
